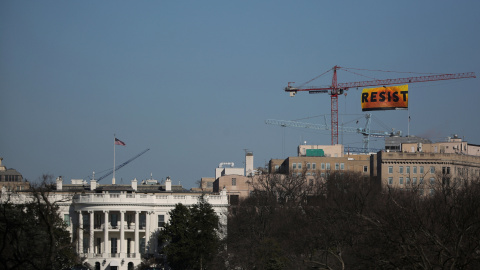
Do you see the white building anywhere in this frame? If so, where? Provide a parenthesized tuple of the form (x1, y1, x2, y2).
(2, 176, 229, 270)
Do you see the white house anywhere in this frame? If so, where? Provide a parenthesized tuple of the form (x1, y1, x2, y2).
(2, 176, 229, 270)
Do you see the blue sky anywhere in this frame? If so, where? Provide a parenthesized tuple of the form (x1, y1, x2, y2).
(1, 1, 479, 189)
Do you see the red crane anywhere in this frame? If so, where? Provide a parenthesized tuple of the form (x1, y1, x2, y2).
(285, 66, 476, 145)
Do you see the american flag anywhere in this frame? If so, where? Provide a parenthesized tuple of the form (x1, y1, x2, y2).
(115, 138, 126, 146)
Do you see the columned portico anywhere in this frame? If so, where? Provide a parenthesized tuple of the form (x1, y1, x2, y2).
(64, 187, 229, 269)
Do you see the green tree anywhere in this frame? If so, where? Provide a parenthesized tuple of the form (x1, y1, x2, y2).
(159, 196, 221, 270)
(0, 175, 79, 270)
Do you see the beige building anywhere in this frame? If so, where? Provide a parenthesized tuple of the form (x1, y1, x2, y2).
(372, 136, 480, 194)
(269, 154, 370, 177)
(212, 153, 255, 204)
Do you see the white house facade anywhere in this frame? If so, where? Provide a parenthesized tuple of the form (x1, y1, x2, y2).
(2, 177, 229, 270)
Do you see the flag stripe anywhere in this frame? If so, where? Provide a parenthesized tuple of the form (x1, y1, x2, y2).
(115, 138, 126, 146)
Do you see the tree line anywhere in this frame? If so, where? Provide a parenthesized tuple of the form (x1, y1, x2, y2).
(226, 171, 480, 269)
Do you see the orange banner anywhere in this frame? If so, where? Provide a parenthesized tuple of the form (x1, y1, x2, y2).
(361, 85, 408, 111)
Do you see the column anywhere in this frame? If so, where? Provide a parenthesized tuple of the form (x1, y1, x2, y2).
(120, 210, 125, 257)
(145, 211, 151, 254)
(89, 211, 94, 255)
(104, 210, 109, 256)
(134, 211, 140, 256)
(78, 211, 83, 255)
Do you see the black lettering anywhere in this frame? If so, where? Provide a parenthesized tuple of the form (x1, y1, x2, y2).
(387, 91, 391, 102)
(379, 92, 386, 102)
(392, 92, 399, 102)
(400, 91, 408, 101)
(371, 92, 377, 102)
(362, 93, 369, 103)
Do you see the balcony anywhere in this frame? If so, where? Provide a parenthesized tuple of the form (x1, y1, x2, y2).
(73, 193, 227, 205)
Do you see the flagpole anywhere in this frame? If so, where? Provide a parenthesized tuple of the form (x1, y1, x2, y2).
(113, 134, 116, 185)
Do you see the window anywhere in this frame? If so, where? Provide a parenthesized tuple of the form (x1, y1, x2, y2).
(420, 177, 424, 184)
(399, 166, 404, 174)
(321, 173, 325, 178)
(140, 238, 145, 254)
(413, 166, 417, 174)
(83, 214, 89, 228)
(388, 166, 393, 174)
(406, 166, 410, 174)
(420, 166, 424, 174)
(335, 163, 339, 170)
(312, 163, 316, 170)
(406, 177, 410, 185)
(274, 165, 279, 172)
(64, 214, 70, 226)
(229, 195, 239, 205)
(399, 177, 404, 185)
(340, 163, 345, 170)
(430, 166, 435, 174)
(307, 163, 311, 169)
(430, 177, 435, 184)
(309, 179, 313, 186)
(388, 177, 393, 185)
(232, 178, 237, 186)
(298, 163, 302, 169)
(413, 177, 417, 184)
(326, 163, 331, 170)
(111, 237, 117, 254)
(363, 166, 368, 173)
(292, 163, 296, 169)
(94, 213, 102, 228)
(158, 215, 165, 227)
(442, 167, 451, 175)
(127, 238, 131, 254)
(321, 163, 325, 170)
(83, 238, 89, 254)
(111, 213, 118, 228)
(96, 238, 101, 254)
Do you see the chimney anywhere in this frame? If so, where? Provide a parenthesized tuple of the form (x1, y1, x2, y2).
(90, 180, 97, 191)
(165, 176, 172, 191)
(56, 176, 63, 191)
(132, 178, 137, 191)
(245, 151, 254, 176)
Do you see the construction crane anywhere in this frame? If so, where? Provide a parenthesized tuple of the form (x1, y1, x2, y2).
(285, 66, 476, 145)
(266, 113, 400, 153)
(92, 148, 150, 182)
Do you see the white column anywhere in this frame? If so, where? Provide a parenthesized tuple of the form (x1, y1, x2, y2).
(145, 211, 151, 254)
(104, 210, 109, 256)
(135, 211, 140, 256)
(78, 211, 83, 255)
(120, 210, 125, 257)
(89, 211, 94, 255)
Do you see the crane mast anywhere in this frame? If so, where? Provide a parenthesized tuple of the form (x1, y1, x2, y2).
(285, 66, 476, 145)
